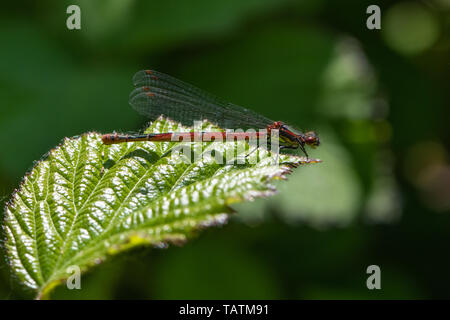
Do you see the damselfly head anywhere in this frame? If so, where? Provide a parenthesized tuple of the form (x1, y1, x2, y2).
(304, 131, 320, 148)
(102, 133, 117, 145)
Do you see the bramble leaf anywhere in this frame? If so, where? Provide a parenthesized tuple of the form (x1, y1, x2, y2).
(3, 117, 319, 299)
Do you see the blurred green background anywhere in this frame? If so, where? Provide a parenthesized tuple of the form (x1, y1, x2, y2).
(1, 0, 449, 299)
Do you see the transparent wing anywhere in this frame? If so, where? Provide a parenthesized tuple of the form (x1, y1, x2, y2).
(129, 70, 274, 129)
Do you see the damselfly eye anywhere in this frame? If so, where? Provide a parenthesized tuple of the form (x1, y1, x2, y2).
(304, 131, 320, 147)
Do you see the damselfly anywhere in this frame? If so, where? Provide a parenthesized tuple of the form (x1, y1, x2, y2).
(102, 70, 320, 157)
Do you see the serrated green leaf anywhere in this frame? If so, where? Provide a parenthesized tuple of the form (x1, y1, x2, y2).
(3, 117, 319, 299)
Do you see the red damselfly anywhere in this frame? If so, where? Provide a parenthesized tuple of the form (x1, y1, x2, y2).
(102, 70, 320, 157)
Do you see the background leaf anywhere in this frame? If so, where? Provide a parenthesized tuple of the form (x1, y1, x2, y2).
(3, 117, 318, 298)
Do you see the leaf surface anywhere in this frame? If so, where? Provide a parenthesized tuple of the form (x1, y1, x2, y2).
(3, 117, 319, 298)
